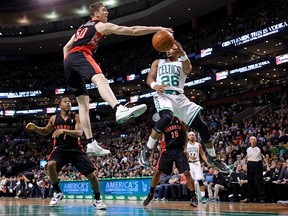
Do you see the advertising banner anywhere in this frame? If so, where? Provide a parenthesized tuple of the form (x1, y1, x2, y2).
(59, 177, 152, 201)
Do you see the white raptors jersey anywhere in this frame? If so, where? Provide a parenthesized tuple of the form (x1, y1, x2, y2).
(156, 59, 187, 93)
(187, 141, 200, 162)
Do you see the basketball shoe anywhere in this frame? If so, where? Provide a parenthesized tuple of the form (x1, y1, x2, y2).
(49, 192, 64, 207)
(93, 199, 107, 210)
(138, 145, 152, 167)
(208, 155, 231, 174)
(86, 140, 110, 156)
(116, 104, 147, 124)
(143, 192, 154, 206)
(190, 196, 198, 207)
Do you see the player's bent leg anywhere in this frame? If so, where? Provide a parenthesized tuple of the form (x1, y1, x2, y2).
(183, 170, 198, 207)
(191, 113, 231, 174)
(139, 129, 160, 167)
(47, 161, 64, 207)
(198, 180, 207, 203)
(143, 192, 154, 207)
(139, 110, 173, 167)
(86, 172, 107, 210)
(138, 145, 152, 168)
(143, 170, 162, 206)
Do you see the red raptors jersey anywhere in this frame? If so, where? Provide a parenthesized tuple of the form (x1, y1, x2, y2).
(160, 117, 185, 151)
(71, 20, 103, 54)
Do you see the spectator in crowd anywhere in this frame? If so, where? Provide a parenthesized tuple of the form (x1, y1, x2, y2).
(5, 177, 17, 197)
(274, 159, 288, 200)
(204, 167, 215, 188)
(0, 175, 7, 197)
(278, 142, 287, 158)
(40, 176, 52, 199)
(264, 159, 282, 202)
(234, 155, 245, 168)
(153, 173, 171, 201)
(22, 172, 43, 198)
(15, 174, 29, 199)
(229, 164, 248, 202)
(207, 169, 226, 202)
(179, 173, 190, 201)
(168, 168, 182, 201)
(278, 129, 288, 144)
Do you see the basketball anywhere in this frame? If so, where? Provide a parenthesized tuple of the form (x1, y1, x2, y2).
(152, 30, 174, 52)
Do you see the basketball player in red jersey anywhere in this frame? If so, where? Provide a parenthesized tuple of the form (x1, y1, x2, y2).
(143, 116, 198, 207)
(26, 97, 106, 210)
(63, 2, 172, 157)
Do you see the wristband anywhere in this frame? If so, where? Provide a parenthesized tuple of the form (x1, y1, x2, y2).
(180, 54, 188, 62)
(150, 81, 157, 89)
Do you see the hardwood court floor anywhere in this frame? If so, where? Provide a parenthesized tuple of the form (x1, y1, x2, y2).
(0, 198, 287, 216)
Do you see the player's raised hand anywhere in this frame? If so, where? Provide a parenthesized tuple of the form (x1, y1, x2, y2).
(173, 40, 186, 56)
(26, 123, 36, 130)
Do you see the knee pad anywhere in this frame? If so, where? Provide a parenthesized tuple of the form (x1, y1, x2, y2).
(198, 180, 204, 187)
(153, 110, 173, 133)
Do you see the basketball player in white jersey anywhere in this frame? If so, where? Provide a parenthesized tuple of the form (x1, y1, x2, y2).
(139, 40, 230, 174)
(187, 131, 209, 203)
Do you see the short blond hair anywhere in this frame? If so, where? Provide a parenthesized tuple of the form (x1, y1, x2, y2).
(89, 2, 104, 18)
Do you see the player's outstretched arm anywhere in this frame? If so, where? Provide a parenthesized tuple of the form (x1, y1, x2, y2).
(26, 115, 55, 136)
(97, 22, 172, 36)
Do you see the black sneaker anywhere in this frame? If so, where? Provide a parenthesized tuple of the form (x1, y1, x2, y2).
(143, 192, 154, 206)
(208, 155, 231, 174)
(138, 145, 152, 167)
(190, 196, 198, 207)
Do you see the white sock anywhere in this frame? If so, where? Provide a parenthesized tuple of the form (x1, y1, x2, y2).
(206, 148, 216, 157)
(147, 136, 157, 149)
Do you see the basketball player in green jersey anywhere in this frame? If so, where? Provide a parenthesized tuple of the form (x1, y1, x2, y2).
(139, 40, 231, 174)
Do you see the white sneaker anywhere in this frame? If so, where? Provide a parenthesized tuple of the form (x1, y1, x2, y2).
(278, 200, 288, 207)
(93, 199, 107, 210)
(49, 192, 64, 207)
(116, 104, 147, 124)
(86, 140, 110, 156)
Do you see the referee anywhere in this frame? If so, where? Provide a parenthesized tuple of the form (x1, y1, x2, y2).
(244, 136, 265, 203)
